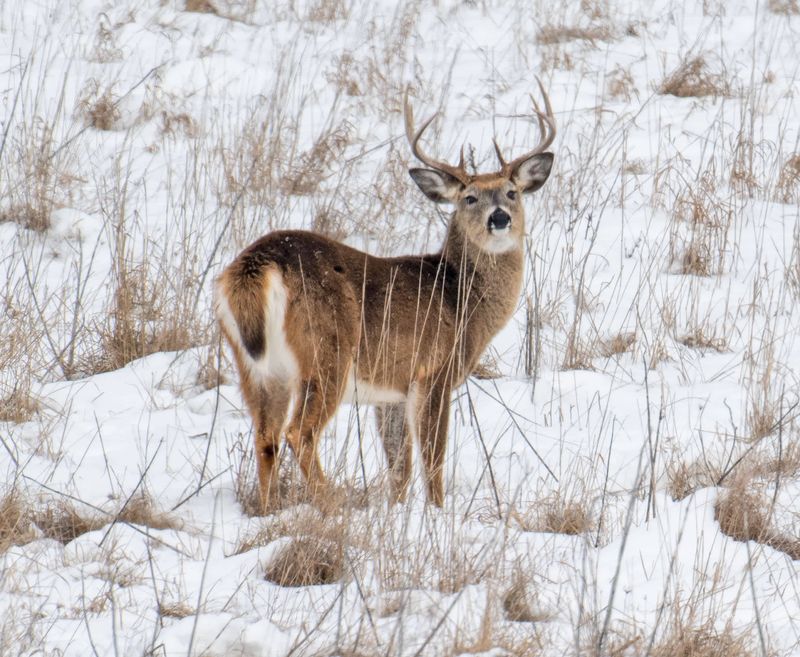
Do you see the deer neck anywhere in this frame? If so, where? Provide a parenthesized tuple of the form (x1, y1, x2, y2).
(439, 220, 524, 353)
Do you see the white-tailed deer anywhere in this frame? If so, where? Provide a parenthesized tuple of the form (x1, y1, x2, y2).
(215, 83, 555, 510)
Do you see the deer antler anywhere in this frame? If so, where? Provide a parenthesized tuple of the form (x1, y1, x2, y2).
(404, 89, 471, 185)
(494, 77, 557, 175)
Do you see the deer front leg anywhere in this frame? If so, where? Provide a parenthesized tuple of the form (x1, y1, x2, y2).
(413, 378, 452, 506)
(376, 403, 413, 503)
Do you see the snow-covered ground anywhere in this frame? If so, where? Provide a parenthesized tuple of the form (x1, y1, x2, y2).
(1, 1, 799, 655)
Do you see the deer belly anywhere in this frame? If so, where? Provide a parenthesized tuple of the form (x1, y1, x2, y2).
(342, 374, 406, 405)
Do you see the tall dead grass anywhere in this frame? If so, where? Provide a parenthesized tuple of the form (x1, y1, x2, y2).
(0, 385, 40, 423)
(786, 221, 800, 299)
(776, 154, 800, 203)
(659, 56, 732, 98)
(0, 103, 76, 233)
(715, 475, 800, 560)
(667, 170, 733, 277)
(537, 25, 614, 45)
(649, 622, 761, 657)
(769, 0, 800, 14)
(0, 491, 35, 552)
(77, 81, 121, 131)
(264, 537, 345, 587)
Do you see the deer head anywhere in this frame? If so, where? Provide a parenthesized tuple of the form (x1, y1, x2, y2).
(404, 80, 555, 254)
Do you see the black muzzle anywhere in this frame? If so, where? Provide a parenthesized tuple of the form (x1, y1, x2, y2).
(488, 208, 511, 231)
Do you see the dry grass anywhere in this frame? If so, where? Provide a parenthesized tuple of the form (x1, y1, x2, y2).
(562, 340, 597, 371)
(94, 285, 194, 373)
(234, 526, 273, 555)
(599, 332, 635, 358)
(0, 384, 40, 423)
(607, 65, 636, 101)
(185, 0, 218, 12)
(594, 608, 767, 657)
(230, 436, 263, 518)
(0, 491, 35, 552)
(0, 204, 51, 232)
(624, 160, 647, 176)
(715, 476, 800, 560)
(306, 0, 350, 22)
(502, 571, 549, 624)
(541, 499, 592, 535)
(670, 440, 800, 502)
(87, 17, 123, 63)
(325, 52, 363, 97)
(787, 221, 800, 299)
(650, 622, 760, 657)
(283, 120, 353, 196)
(776, 154, 800, 203)
(34, 501, 106, 544)
(264, 537, 344, 587)
(678, 328, 727, 353)
(669, 175, 733, 277)
(195, 345, 226, 391)
(0, 114, 75, 233)
(472, 352, 503, 379)
(659, 56, 731, 98)
(514, 496, 594, 536)
(541, 46, 575, 71)
(160, 112, 199, 139)
(667, 458, 721, 501)
(82, 212, 200, 375)
(184, 0, 258, 22)
(79, 84, 121, 131)
(769, 0, 800, 14)
(158, 601, 196, 618)
(537, 25, 614, 45)
(30, 495, 176, 545)
(310, 204, 348, 240)
(236, 479, 265, 518)
(715, 482, 772, 543)
(116, 494, 178, 530)
(217, 103, 290, 219)
(746, 391, 780, 442)
(680, 244, 713, 276)
(746, 442, 800, 480)
(239, 502, 355, 559)
(429, 545, 496, 595)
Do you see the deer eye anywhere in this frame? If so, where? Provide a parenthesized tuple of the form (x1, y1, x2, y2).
(506, 190, 517, 200)
(464, 195, 478, 205)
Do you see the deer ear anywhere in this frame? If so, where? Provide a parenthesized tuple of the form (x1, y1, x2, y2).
(409, 168, 463, 204)
(512, 152, 554, 194)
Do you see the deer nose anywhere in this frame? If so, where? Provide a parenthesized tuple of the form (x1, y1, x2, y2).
(488, 208, 511, 231)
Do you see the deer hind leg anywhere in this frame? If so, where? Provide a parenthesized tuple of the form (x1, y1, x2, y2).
(376, 403, 412, 503)
(284, 374, 346, 502)
(413, 378, 451, 507)
(252, 380, 292, 513)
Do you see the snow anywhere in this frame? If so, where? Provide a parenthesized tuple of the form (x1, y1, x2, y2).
(1, 0, 800, 655)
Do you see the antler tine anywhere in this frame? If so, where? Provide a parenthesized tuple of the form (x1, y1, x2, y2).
(403, 88, 471, 184)
(492, 138, 507, 168)
(502, 77, 557, 174)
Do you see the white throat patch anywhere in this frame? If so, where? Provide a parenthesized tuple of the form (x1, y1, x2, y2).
(484, 228, 518, 253)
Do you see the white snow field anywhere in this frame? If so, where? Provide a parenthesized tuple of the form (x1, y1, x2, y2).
(1, 0, 799, 655)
